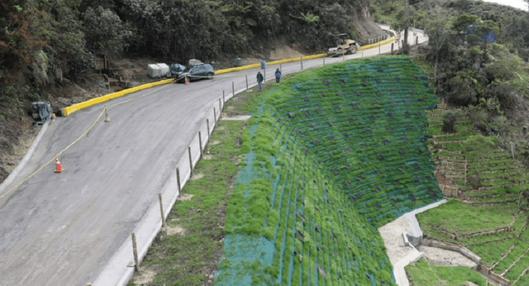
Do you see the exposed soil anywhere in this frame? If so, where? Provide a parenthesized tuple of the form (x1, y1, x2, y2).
(419, 245, 478, 268)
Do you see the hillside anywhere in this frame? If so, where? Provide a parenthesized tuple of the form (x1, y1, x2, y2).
(214, 57, 442, 285)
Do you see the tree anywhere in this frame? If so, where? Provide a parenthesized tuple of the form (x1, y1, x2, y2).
(82, 6, 131, 57)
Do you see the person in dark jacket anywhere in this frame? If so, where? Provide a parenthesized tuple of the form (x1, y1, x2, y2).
(257, 71, 264, 90)
(275, 68, 282, 83)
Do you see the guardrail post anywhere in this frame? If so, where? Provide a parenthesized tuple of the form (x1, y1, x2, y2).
(198, 131, 203, 159)
(158, 193, 166, 228)
(415, 35, 419, 45)
(131, 233, 139, 272)
(219, 98, 222, 112)
(104, 107, 111, 123)
(245, 75, 249, 90)
(188, 146, 193, 176)
(222, 91, 226, 104)
(213, 107, 217, 122)
(232, 81, 235, 97)
(176, 168, 181, 192)
(264, 69, 266, 81)
(391, 43, 394, 54)
(206, 118, 210, 135)
(300, 57, 304, 70)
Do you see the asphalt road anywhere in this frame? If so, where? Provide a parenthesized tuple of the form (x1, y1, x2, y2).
(0, 30, 427, 286)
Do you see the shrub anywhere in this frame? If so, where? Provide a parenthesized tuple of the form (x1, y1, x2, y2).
(442, 111, 457, 133)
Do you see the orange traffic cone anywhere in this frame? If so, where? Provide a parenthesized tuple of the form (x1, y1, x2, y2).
(55, 158, 63, 173)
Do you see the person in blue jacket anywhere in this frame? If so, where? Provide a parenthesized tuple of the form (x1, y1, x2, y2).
(275, 68, 282, 83)
(257, 71, 264, 90)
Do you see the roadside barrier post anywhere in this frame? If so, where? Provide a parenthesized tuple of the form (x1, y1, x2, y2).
(158, 193, 166, 228)
(300, 57, 304, 70)
(188, 146, 193, 176)
(245, 75, 249, 90)
(206, 118, 210, 135)
(219, 98, 222, 112)
(104, 107, 110, 123)
(222, 92, 225, 105)
(416, 35, 419, 45)
(232, 81, 235, 97)
(391, 43, 394, 54)
(213, 107, 217, 122)
(379, 42, 381, 55)
(176, 168, 181, 192)
(198, 131, 203, 159)
(131, 233, 139, 272)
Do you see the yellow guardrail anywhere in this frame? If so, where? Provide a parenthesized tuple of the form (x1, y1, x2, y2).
(358, 36, 397, 51)
(61, 36, 396, 117)
(62, 79, 174, 117)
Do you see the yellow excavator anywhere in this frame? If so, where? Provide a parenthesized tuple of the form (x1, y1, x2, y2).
(327, 33, 359, 57)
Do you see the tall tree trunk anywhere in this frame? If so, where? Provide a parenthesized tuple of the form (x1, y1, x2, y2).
(403, 27, 409, 54)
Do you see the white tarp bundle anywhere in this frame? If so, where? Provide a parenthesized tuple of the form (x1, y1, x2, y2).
(147, 63, 170, 78)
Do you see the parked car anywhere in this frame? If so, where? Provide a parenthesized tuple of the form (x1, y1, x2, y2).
(176, 64, 215, 83)
(170, 63, 186, 77)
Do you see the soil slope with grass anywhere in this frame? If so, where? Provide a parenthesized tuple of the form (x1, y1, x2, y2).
(215, 57, 443, 285)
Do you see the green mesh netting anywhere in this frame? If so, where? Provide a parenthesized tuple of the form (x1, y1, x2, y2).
(216, 56, 442, 286)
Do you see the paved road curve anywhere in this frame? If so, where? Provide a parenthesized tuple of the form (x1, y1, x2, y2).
(0, 31, 427, 286)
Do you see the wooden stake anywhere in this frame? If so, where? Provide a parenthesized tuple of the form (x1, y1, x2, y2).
(245, 75, 249, 90)
(198, 131, 203, 158)
(188, 146, 193, 176)
(176, 168, 181, 192)
(158, 193, 166, 228)
(131, 233, 139, 272)
(213, 107, 217, 122)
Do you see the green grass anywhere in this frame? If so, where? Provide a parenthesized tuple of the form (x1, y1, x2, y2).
(418, 200, 514, 235)
(406, 259, 487, 286)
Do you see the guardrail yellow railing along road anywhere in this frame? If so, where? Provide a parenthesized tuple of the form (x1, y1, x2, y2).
(61, 35, 396, 117)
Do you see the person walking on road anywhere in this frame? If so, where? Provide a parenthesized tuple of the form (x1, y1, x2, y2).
(275, 68, 282, 83)
(257, 71, 264, 91)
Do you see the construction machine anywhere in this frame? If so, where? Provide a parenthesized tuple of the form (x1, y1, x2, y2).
(327, 34, 359, 57)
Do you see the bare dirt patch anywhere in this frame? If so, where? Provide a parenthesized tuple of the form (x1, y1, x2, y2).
(419, 245, 477, 268)
(132, 268, 157, 285)
(177, 194, 194, 201)
(191, 173, 204, 180)
(166, 224, 186, 236)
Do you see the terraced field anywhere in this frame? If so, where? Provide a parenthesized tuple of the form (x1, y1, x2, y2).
(418, 109, 529, 285)
(215, 57, 443, 285)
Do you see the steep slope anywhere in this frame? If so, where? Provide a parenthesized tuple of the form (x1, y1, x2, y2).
(215, 57, 443, 285)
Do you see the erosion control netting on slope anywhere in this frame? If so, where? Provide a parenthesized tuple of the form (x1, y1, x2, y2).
(215, 56, 442, 286)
